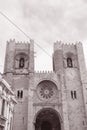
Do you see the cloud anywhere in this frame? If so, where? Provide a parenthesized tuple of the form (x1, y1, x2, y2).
(0, 0, 87, 71)
(19, 0, 87, 42)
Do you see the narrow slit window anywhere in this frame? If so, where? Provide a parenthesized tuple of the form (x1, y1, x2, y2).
(74, 91, 77, 99)
(71, 91, 74, 99)
(1, 99, 5, 116)
(21, 90, 23, 98)
(67, 57, 73, 68)
(17, 90, 20, 98)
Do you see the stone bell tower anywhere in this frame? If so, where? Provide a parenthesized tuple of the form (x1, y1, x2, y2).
(4, 39, 34, 130)
(53, 41, 87, 130)
(4, 39, 34, 73)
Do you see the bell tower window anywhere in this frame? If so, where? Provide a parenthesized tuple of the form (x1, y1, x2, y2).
(67, 57, 73, 68)
(15, 53, 29, 70)
(19, 58, 25, 68)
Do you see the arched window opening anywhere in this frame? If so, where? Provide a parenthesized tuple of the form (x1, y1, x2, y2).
(1, 99, 5, 116)
(17, 90, 23, 99)
(71, 91, 73, 99)
(19, 58, 25, 68)
(74, 91, 77, 99)
(67, 57, 73, 68)
(71, 91, 77, 99)
(17, 90, 20, 98)
(21, 90, 23, 98)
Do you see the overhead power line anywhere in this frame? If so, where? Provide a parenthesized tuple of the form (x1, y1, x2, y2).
(0, 11, 51, 58)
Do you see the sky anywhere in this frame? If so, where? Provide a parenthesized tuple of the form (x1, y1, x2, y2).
(0, 0, 87, 72)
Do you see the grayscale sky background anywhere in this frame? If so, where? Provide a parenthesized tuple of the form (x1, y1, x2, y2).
(0, 0, 87, 72)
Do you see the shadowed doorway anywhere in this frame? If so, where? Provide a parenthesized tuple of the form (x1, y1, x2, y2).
(41, 121, 52, 130)
(35, 108, 61, 130)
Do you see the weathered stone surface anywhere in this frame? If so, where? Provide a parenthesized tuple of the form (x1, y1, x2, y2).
(3, 40, 87, 130)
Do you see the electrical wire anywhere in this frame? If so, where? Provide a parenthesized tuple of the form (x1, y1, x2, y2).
(0, 11, 51, 58)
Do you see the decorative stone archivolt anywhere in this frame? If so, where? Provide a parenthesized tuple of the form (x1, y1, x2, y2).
(37, 80, 57, 101)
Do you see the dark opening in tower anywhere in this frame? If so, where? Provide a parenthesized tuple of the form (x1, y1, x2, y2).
(19, 58, 25, 68)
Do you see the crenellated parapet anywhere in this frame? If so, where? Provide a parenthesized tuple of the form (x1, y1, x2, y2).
(6, 39, 34, 51)
(35, 70, 53, 74)
(54, 40, 78, 51)
(7, 38, 15, 43)
(34, 70, 57, 82)
(7, 38, 34, 44)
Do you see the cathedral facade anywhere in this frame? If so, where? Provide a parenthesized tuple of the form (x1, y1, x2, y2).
(3, 39, 87, 130)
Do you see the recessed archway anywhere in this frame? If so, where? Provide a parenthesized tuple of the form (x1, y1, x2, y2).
(35, 108, 61, 130)
(41, 121, 52, 130)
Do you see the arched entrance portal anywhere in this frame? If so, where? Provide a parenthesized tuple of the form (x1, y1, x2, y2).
(35, 108, 61, 130)
(41, 121, 52, 130)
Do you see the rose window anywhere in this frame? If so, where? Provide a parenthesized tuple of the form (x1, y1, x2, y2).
(37, 80, 57, 101)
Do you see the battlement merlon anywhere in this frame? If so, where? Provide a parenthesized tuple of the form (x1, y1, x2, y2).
(54, 41, 63, 51)
(30, 39, 34, 52)
(54, 41, 78, 51)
